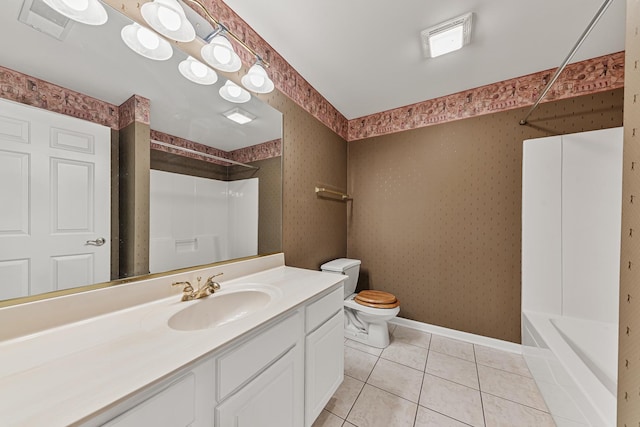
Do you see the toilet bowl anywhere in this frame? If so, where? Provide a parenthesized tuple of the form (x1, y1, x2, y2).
(321, 258, 400, 348)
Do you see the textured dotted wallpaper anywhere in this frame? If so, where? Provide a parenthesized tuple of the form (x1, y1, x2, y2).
(258, 90, 348, 270)
(348, 89, 624, 343)
(618, 0, 640, 424)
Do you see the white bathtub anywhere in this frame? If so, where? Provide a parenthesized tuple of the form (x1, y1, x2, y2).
(522, 311, 618, 427)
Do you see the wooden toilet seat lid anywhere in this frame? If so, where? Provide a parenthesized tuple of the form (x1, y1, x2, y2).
(354, 290, 400, 309)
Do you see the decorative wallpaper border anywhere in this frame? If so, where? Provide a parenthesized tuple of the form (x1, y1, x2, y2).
(118, 94, 150, 128)
(184, 1, 625, 142)
(347, 51, 625, 141)
(0, 65, 119, 129)
(230, 138, 282, 163)
(151, 129, 281, 166)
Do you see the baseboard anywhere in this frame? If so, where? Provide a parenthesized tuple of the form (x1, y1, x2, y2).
(389, 317, 522, 354)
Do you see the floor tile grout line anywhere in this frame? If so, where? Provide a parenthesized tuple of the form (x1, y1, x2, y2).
(474, 344, 488, 427)
(341, 353, 382, 426)
(480, 390, 553, 415)
(363, 381, 421, 406)
(422, 367, 481, 391)
(475, 360, 535, 379)
(412, 336, 430, 427)
(428, 347, 476, 364)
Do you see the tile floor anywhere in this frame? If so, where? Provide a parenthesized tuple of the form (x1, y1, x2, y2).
(313, 324, 556, 427)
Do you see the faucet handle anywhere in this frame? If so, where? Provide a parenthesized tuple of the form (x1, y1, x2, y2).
(172, 281, 194, 293)
(205, 272, 223, 291)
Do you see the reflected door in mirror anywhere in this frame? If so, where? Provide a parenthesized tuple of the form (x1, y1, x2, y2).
(0, 99, 111, 299)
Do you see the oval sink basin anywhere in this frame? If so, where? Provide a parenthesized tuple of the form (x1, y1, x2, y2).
(168, 285, 279, 331)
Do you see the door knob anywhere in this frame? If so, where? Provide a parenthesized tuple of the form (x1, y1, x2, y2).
(86, 237, 106, 246)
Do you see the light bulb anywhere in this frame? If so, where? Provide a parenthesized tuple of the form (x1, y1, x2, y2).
(137, 27, 160, 50)
(190, 61, 208, 78)
(213, 45, 232, 65)
(157, 6, 181, 31)
(228, 85, 241, 98)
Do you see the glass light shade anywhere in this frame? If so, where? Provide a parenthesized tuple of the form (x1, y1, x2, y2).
(201, 35, 242, 72)
(42, 0, 107, 25)
(121, 23, 173, 61)
(241, 63, 274, 94)
(219, 80, 250, 103)
(178, 56, 218, 85)
(141, 0, 195, 43)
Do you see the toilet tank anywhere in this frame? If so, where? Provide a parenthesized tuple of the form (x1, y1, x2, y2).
(320, 258, 361, 298)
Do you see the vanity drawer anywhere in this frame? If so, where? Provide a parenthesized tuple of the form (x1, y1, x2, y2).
(305, 285, 343, 333)
(217, 310, 302, 401)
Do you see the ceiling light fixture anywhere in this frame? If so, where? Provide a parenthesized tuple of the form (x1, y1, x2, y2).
(421, 12, 473, 58)
(141, 0, 196, 42)
(223, 107, 256, 124)
(241, 59, 274, 94)
(121, 22, 173, 61)
(219, 80, 251, 103)
(201, 31, 242, 72)
(178, 56, 218, 85)
(41, 0, 107, 25)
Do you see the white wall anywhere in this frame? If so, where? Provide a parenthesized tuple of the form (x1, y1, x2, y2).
(228, 179, 259, 259)
(149, 171, 258, 274)
(522, 127, 623, 323)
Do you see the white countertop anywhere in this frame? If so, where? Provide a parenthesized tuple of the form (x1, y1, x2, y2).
(0, 258, 344, 426)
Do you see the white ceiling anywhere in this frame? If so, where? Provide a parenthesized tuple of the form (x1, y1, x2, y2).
(221, 0, 627, 120)
(0, 0, 282, 151)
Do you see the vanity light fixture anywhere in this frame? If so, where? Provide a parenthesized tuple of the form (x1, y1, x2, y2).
(219, 80, 251, 103)
(178, 56, 218, 85)
(241, 59, 274, 94)
(201, 31, 242, 73)
(121, 22, 173, 61)
(223, 107, 256, 125)
(141, 0, 195, 43)
(421, 12, 473, 58)
(41, 0, 107, 25)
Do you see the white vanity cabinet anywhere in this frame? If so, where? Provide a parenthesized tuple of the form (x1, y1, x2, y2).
(304, 287, 345, 427)
(89, 282, 343, 427)
(214, 310, 304, 427)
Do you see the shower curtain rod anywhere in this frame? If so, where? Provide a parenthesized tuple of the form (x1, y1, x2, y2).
(519, 0, 614, 126)
(151, 139, 260, 170)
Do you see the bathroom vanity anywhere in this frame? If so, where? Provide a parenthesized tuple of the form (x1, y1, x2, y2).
(0, 254, 344, 427)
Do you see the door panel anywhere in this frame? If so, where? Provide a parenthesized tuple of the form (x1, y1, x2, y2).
(0, 98, 110, 300)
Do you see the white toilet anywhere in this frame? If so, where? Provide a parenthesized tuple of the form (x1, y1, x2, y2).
(321, 258, 400, 348)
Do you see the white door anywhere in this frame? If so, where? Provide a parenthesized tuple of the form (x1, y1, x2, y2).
(0, 98, 110, 299)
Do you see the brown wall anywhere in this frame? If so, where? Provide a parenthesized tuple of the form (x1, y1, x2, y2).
(618, 0, 640, 424)
(347, 89, 624, 343)
(259, 91, 348, 270)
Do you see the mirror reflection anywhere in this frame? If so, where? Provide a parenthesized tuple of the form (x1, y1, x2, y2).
(0, 0, 283, 303)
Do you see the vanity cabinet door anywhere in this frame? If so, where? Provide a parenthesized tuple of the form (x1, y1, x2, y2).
(305, 311, 344, 427)
(102, 373, 196, 427)
(215, 345, 304, 427)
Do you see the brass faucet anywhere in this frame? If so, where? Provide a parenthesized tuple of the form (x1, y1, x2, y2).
(172, 273, 223, 301)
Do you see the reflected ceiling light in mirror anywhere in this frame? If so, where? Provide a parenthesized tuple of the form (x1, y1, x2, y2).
(201, 33, 242, 72)
(178, 56, 218, 85)
(223, 107, 256, 125)
(41, 0, 107, 25)
(219, 80, 251, 103)
(141, 0, 195, 43)
(241, 60, 274, 94)
(121, 23, 173, 61)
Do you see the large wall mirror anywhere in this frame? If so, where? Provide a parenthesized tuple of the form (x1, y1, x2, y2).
(0, 0, 283, 305)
